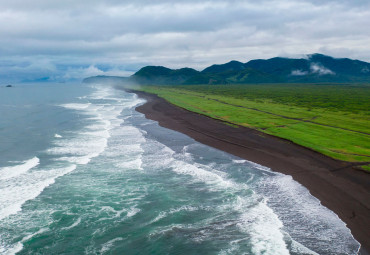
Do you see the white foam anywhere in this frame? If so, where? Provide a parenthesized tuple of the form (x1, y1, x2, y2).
(256, 174, 361, 254)
(102, 123, 146, 168)
(0, 165, 76, 220)
(0, 85, 147, 254)
(232, 159, 246, 164)
(51, 86, 146, 172)
(219, 238, 248, 255)
(144, 140, 243, 192)
(0, 157, 39, 180)
(180, 145, 193, 161)
(62, 217, 81, 230)
(103, 144, 143, 158)
(115, 158, 143, 170)
(244, 159, 272, 172)
(126, 207, 140, 218)
(80, 130, 110, 139)
(50, 86, 140, 167)
(150, 205, 198, 224)
(100, 237, 124, 254)
(86, 121, 110, 131)
(61, 103, 91, 110)
(147, 141, 291, 254)
(238, 199, 290, 255)
(89, 87, 112, 100)
(49, 137, 107, 156)
(58, 155, 94, 165)
(0, 242, 23, 255)
(142, 145, 175, 169)
(21, 227, 49, 242)
(290, 239, 319, 255)
(48, 130, 108, 165)
(102, 206, 127, 218)
(98, 205, 140, 222)
(100, 206, 126, 218)
(2, 228, 50, 255)
(142, 139, 290, 253)
(171, 160, 238, 191)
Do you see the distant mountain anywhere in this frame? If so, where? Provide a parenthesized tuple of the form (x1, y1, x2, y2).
(22, 77, 51, 83)
(131, 66, 199, 85)
(202, 60, 246, 73)
(84, 54, 370, 85)
(243, 54, 370, 83)
(82, 75, 129, 84)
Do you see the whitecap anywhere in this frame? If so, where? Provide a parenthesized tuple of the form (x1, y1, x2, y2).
(60, 103, 91, 110)
(3, 228, 50, 255)
(126, 207, 140, 218)
(256, 174, 361, 254)
(148, 141, 291, 254)
(0, 157, 39, 180)
(115, 158, 143, 170)
(49, 86, 138, 168)
(62, 217, 81, 230)
(171, 160, 236, 190)
(238, 199, 290, 255)
(149, 205, 198, 224)
(0, 165, 76, 220)
(0, 242, 23, 255)
(21, 228, 49, 242)
(232, 159, 246, 164)
(100, 237, 124, 254)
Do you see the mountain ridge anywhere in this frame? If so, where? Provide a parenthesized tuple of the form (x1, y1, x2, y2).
(83, 54, 370, 85)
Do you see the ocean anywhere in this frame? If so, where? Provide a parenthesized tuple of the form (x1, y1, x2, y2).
(0, 82, 360, 254)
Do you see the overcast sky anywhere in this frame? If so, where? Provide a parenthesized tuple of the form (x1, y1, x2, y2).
(1, 0, 370, 82)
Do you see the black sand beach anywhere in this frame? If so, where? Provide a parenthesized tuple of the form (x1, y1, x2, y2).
(131, 90, 370, 253)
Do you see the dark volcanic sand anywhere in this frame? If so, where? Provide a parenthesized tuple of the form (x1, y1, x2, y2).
(130, 90, 370, 253)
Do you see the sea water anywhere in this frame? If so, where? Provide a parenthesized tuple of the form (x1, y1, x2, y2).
(0, 83, 360, 254)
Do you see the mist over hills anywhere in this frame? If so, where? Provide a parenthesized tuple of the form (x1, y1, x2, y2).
(83, 54, 370, 85)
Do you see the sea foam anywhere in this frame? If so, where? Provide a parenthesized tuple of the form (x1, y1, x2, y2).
(0, 157, 39, 180)
(256, 174, 361, 254)
(143, 139, 292, 254)
(0, 165, 76, 220)
(51, 87, 129, 165)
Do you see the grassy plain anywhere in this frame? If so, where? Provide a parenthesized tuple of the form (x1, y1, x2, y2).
(140, 84, 370, 170)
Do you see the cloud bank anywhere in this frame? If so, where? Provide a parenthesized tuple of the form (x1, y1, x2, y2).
(0, 0, 369, 82)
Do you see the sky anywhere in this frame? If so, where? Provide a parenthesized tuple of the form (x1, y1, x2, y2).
(1, 0, 370, 83)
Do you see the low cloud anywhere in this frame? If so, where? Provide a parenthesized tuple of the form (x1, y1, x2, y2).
(0, 59, 134, 83)
(310, 63, 335, 75)
(291, 70, 309, 76)
(62, 66, 134, 80)
(361, 66, 369, 73)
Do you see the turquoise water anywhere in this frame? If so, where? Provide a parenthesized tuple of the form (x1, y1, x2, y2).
(0, 83, 360, 254)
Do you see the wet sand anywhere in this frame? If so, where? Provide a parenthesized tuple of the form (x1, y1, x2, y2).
(130, 90, 370, 253)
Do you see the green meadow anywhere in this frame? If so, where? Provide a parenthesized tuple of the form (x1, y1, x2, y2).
(140, 84, 370, 171)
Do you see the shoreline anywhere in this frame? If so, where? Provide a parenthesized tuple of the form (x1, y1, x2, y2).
(130, 89, 370, 253)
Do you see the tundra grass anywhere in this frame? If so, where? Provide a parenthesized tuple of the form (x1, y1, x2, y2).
(140, 84, 370, 170)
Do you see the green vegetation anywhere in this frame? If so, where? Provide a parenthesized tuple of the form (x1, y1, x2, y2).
(140, 84, 370, 170)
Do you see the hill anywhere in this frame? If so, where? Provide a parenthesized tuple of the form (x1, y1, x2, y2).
(131, 66, 199, 85)
(84, 54, 370, 85)
(82, 75, 129, 84)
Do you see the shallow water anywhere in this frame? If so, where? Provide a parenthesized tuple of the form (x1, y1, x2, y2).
(0, 83, 360, 254)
